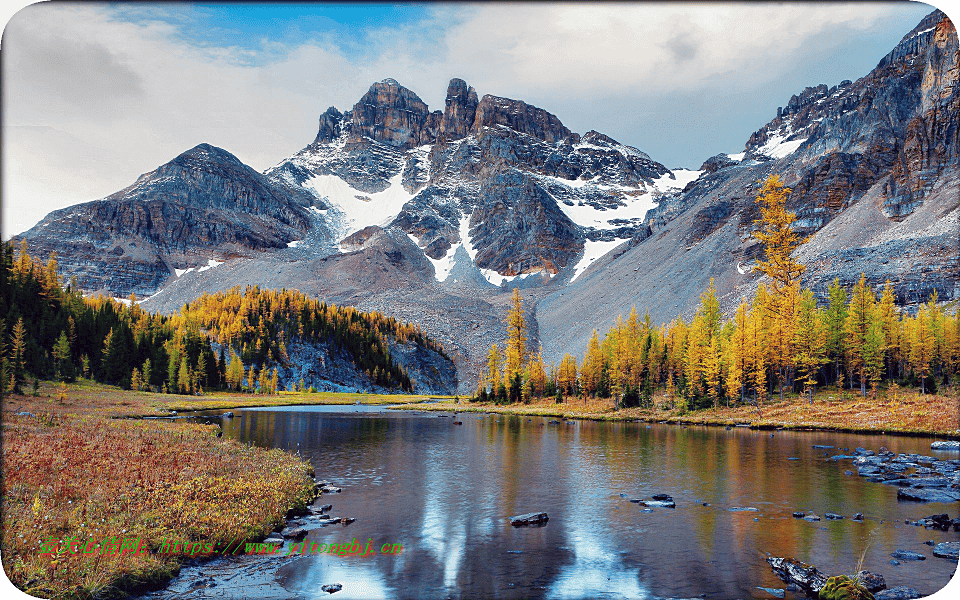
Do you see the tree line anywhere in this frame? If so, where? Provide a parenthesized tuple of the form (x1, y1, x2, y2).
(476, 175, 958, 409)
(0, 241, 447, 396)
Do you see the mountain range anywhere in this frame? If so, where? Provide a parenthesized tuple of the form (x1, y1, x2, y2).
(16, 9, 958, 393)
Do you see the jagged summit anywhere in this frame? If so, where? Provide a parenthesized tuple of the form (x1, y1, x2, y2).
(268, 76, 679, 285)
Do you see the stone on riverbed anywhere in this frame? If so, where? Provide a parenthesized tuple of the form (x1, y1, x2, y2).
(766, 557, 829, 596)
(510, 512, 549, 526)
(875, 587, 922, 600)
(933, 541, 959, 560)
(803, 514, 822, 522)
(321, 583, 343, 594)
(321, 485, 342, 494)
(729, 507, 759, 512)
(890, 550, 925, 561)
(825, 513, 844, 520)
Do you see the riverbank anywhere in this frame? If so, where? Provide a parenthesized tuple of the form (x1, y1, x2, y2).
(1, 380, 429, 599)
(396, 388, 960, 438)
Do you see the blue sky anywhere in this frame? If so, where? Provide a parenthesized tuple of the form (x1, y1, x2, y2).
(1, 1, 948, 238)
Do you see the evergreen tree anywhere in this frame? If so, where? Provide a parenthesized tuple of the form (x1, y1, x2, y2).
(824, 278, 848, 386)
(10, 318, 26, 393)
(52, 331, 72, 382)
(844, 274, 874, 396)
(503, 289, 527, 393)
(794, 289, 826, 403)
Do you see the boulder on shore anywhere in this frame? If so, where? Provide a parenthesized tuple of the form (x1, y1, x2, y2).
(510, 512, 549, 526)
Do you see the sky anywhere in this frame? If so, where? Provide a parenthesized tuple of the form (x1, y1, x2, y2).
(0, 1, 949, 239)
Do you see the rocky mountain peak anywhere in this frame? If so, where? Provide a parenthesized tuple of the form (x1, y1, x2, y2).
(878, 9, 945, 69)
(473, 94, 573, 144)
(441, 78, 479, 141)
(314, 106, 344, 145)
(347, 78, 441, 149)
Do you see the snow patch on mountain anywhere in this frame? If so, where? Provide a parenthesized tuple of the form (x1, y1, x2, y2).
(175, 259, 223, 278)
(756, 125, 808, 159)
(543, 180, 658, 230)
(303, 171, 413, 239)
(569, 239, 624, 283)
(408, 233, 458, 282)
(652, 169, 703, 194)
(539, 174, 594, 189)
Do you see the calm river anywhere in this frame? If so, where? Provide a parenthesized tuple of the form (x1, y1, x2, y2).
(143, 406, 959, 599)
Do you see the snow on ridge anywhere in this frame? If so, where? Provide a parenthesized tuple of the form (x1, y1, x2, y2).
(304, 170, 414, 239)
(287, 240, 302, 248)
(727, 152, 746, 161)
(569, 239, 625, 283)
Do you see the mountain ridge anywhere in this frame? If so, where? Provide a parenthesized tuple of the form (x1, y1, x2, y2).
(14, 9, 958, 390)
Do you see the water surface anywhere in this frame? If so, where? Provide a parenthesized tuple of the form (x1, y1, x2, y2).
(148, 407, 960, 599)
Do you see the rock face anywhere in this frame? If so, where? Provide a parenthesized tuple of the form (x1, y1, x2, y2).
(441, 78, 479, 141)
(347, 78, 440, 150)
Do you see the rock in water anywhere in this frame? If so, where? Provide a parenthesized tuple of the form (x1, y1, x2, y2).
(510, 512, 549, 526)
(766, 557, 829, 596)
(282, 527, 308, 541)
(890, 550, 926, 561)
(897, 488, 960, 502)
(933, 541, 959, 560)
(931, 441, 960, 450)
(855, 571, 887, 593)
(875, 587, 923, 600)
(321, 583, 343, 594)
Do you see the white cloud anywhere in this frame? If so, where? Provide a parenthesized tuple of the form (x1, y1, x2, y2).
(1, 1, 933, 238)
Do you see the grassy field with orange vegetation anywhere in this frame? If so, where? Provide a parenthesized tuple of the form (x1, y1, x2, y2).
(1, 380, 399, 599)
(400, 386, 960, 437)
